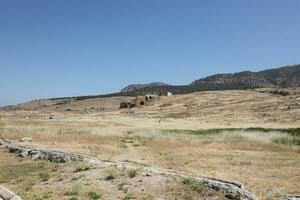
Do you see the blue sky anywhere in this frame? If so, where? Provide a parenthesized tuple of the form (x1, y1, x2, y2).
(0, 0, 299, 106)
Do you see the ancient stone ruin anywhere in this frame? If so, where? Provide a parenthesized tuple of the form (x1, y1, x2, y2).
(119, 101, 135, 109)
(135, 94, 158, 106)
(120, 94, 158, 109)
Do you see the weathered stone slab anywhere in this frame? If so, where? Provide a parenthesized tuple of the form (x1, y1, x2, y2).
(0, 186, 22, 200)
(0, 186, 14, 200)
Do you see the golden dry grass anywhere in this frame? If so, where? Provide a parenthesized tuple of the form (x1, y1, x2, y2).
(1, 88, 300, 199)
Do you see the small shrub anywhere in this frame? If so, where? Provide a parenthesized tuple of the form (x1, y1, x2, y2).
(270, 90, 290, 96)
(74, 163, 91, 172)
(71, 175, 84, 181)
(182, 177, 193, 185)
(141, 195, 154, 200)
(127, 131, 133, 135)
(42, 191, 52, 199)
(64, 190, 79, 196)
(133, 143, 140, 147)
(118, 182, 129, 193)
(33, 191, 52, 199)
(272, 136, 300, 146)
(104, 168, 117, 180)
(56, 177, 64, 182)
(39, 172, 50, 182)
(88, 190, 101, 199)
(123, 193, 134, 200)
(127, 168, 138, 178)
(181, 177, 204, 192)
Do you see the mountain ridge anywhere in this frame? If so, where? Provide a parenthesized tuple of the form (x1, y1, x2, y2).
(118, 65, 300, 96)
(191, 65, 300, 87)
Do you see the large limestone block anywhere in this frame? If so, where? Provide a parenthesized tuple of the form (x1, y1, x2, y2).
(0, 186, 14, 199)
(0, 186, 22, 200)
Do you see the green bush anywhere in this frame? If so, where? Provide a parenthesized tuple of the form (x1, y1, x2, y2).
(88, 190, 101, 199)
(64, 190, 79, 196)
(74, 163, 91, 172)
(127, 168, 138, 178)
(39, 172, 50, 182)
(272, 136, 300, 146)
(104, 168, 117, 180)
(181, 177, 204, 192)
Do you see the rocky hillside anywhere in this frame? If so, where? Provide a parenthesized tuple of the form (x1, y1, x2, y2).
(191, 64, 300, 87)
(120, 65, 300, 96)
(120, 82, 170, 93)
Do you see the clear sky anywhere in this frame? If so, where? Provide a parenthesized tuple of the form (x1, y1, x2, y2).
(0, 0, 299, 106)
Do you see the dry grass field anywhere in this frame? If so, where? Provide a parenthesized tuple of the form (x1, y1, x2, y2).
(0, 88, 300, 199)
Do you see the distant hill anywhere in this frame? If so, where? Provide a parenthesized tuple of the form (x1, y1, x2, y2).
(119, 64, 300, 96)
(191, 65, 300, 88)
(120, 82, 170, 93)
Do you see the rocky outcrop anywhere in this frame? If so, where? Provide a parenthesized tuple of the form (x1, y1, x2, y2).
(191, 65, 300, 88)
(0, 186, 21, 200)
(0, 137, 258, 200)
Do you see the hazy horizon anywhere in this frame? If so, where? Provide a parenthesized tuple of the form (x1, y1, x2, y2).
(1, 0, 299, 106)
